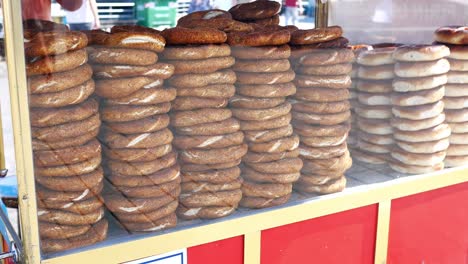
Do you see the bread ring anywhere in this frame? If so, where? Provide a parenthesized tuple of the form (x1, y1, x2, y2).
(236, 69, 295, 85)
(397, 138, 449, 154)
(35, 155, 101, 177)
(107, 87, 176, 106)
(241, 165, 299, 184)
(32, 113, 100, 142)
(34, 139, 101, 166)
(107, 164, 180, 188)
(23, 19, 69, 39)
(87, 47, 158, 66)
(448, 59, 468, 72)
(294, 74, 351, 89)
(391, 86, 444, 107)
(38, 196, 103, 215)
(175, 118, 240, 136)
(299, 142, 348, 160)
(119, 213, 176, 232)
(36, 182, 103, 202)
(93, 63, 175, 79)
(297, 172, 343, 186)
(357, 117, 393, 135)
(162, 44, 231, 60)
(169, 69, 236, 88)
(41, 219, 108, 253)
(301, 150, 351, 172)
(95, 77, 162, 99)
(446, 108, 468, 123)
(172, 97, 228, 111)
(447, 144, 468, 156)
(248, 134, 299, 154)
(294, 87, 349, 103)
(240, 193, 290, 209)
(182, 166, 240, 184)
(231, 45, 290, 60)
(38, 206, 104, 226)
(180, 144, 247, 165)
(229, 1, 281, 20)
(162, 27, 227, 45)
(110, 24, 161, 34)
(294, 177, 346, 194)
(449, 122, 468, 133)
(170, 56, 235, 75)
(179, 189, 241, 208)
(39, 222, 91, 240)
(445, 155, 468, 168)
(36, 167, 103, 192)
(446, 45, 468, 60)
(227, 29, 290, 47)
(182, 178, 242, 193)
(356, 47, 395, 66)
(358, 64, 395, 80)
(300, 132, 348, 147)
(444, 96, 468, 109)
(181, 159, 241, 172)
(298, 48, 354, 66)
(390, 160, 444, 174)
(391, 148, 446, 166)
(357, 139, 391, 154)
(356, 80, 393, 93)
(230, 95, 285, 109)
(392, 101, 444, 120)
(178, 18, 254, 33)
(101, 103, 171, 122)
(395, 59, 450, 78)
(176, 84, 235, 99)
(240, 113, 292, 131)
(95, 31, 165, 52)
(290, 26, 342, 45)
(170, 108, 232, 127)
(358, 131, 394, 145)
(233, 59, 290, 73)
(291, 99, 350, 114)
(104, 114, 169, 134)
(351, 148, 388, 164)
(101, 128, 173, 149)
(178, 9, 232, 24)
(355, 104, 392, 119)
(245, 157, 302, 174)
(108, 152, 177, 177)
(236, 83, 295, 98)
(292, 110, 351, 125)
(446, 84, 468, 97)
(393, 45, 450, 62)
(25, 31, 87, 57)
(177, 206, 236, 220)
(434, 26, 468, 45)
(105, 191, 177, 215)
(232, 102, 291, 121)
(26, 49, 87, 76)
(296, 63, 352, 76)
(393, 124, 451, 142)
(30, 79, 94, 108)
(357, 92, 391, 106)
(243, 148, 299, 164)
(293, 121, 350, 137)
(113, 201, 178, 223)
(391, 114, 445, 131)
(447, 71, 468, 84)
(28, 64, 92, 94)
(244, 125, 293, 143)
(392, 74, 447, 92)
(241, 181, 291, 199)
(251, 15, 280, 26)
(32, 127, 98, 151)
(174, 131, 244, 150)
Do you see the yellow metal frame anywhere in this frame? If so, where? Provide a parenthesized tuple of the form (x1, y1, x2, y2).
(2, 1, 468, 264)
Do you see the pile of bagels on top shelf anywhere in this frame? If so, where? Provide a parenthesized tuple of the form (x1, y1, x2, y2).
(21, 0, 468, 253)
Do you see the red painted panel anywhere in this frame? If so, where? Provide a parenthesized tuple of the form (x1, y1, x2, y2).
(261, 205, 378, 264)
(188, 236, 244, 264)
(388, 182, 468, 264)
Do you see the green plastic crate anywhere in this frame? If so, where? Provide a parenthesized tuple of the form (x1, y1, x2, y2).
(136, 0, 177, 27)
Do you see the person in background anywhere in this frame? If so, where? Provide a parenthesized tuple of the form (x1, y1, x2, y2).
(22, 0, 83, 20)
(65, 0, 100, 30)
(284, 0, 300, 26)
(188, 0, 212, 13)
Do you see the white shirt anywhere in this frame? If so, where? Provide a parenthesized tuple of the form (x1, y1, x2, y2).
(65, 0, 94, 24)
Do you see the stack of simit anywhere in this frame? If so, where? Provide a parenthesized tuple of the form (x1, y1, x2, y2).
(25, 21, 107, 253)
(353, 47, 397, 164)
(289, 26, 352, 195)
(435, 26, 468, 167)
(227, 1, 301, 209)
(88, 27, 180, 232)
(162, 27, 245, 220)
(390, 45, 451, 174)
